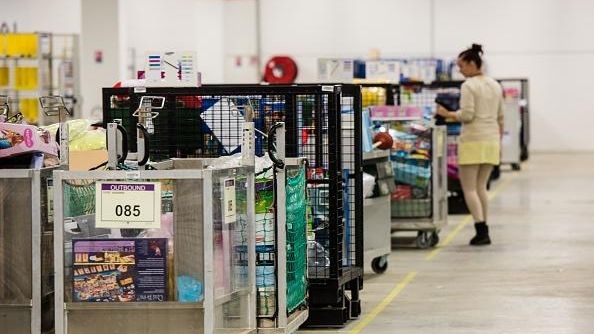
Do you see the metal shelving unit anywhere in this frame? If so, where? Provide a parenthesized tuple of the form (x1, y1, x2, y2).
(0, 32, 79, 124)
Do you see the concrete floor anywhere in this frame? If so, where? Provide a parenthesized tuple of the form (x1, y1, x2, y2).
(299, 153, 594, 334)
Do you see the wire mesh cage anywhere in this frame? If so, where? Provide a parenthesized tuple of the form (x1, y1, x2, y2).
(53, 167, 256, 334)
(398, 82, 466, 215)
(103, 84, 364, 328)
(300, 84, 363, 326)
(390, 124, 434, 218)
(103, 87, 289, 162)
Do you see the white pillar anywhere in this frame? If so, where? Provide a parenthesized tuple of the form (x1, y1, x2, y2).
(80, 0, 125, 119)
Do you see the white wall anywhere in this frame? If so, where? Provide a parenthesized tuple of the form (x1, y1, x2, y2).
(433, 0, 594, 152)
(4, 0, 592, 151)
(223, 0, 259, 83)
(252, 0, 594, 152)
(0, 0, 81, 34)
(120, 0, 225, 83)
(2, 0, 227, 116)
(259, 0, 432, 82)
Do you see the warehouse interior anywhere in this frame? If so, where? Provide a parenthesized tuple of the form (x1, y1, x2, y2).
(1, 1, 593, 333)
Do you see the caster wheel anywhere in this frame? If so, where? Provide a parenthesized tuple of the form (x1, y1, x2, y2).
(371, 256, 388, 274)
(430, 231, 440, 247)
(512, 163, 521, 171)
(416, 231, 431, 249)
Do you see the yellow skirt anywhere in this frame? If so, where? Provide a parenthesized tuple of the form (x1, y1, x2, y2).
(458, 141, 500, 165)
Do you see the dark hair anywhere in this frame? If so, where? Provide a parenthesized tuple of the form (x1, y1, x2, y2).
(458, 43, 484, 68)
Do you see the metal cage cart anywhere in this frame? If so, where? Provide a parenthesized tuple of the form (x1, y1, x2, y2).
(53, 166, 257, 334)
(0, 168, 56, 334)
(150, 156, 310, 334)
(399, 81, 469, 215)
(300, 83, 364, 327)
(309, 82, 390, 274)
(361, 150, 392, 273)
(389, 124, 448, 248)
(498, 78, 530, 166)
(101, 86, 311, 332)
(102, 84, 363, 328)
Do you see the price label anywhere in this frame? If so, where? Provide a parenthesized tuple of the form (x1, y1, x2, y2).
(223, 178, 236, 224)
(95, 181, 161, 229)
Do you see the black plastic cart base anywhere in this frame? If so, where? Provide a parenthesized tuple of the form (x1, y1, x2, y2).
(303, 273, 362, 327)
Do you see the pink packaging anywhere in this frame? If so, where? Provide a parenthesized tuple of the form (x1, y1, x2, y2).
(402, 106, 422, 117)
(0, 123, 59, 158)
(369, 105, 401, 118)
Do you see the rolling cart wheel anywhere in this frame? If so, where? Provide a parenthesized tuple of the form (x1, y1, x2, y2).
(416, 231, 432, 249)
(512, 163, 521, 171)
(371, 256, 388, 274)
(430, 231, 440, 247)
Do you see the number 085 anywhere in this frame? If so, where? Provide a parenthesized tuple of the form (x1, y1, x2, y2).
(115, 205, 141, 217)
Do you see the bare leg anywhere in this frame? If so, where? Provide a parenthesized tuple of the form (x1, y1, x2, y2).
(477, 164, 494, 221)
(459, 164, 484, 222)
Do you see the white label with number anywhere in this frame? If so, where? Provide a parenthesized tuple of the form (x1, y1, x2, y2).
(223, 178, 236, 224)
(95, 181, 161, 229)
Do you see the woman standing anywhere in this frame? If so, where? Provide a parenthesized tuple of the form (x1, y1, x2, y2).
(436, 44, 504, 246)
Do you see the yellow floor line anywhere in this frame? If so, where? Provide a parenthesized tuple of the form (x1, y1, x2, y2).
(425, 215, 473, 261)
(349, 272, 417, 334)
(425, 175, 515, 261)
(344, 174, 517, 333)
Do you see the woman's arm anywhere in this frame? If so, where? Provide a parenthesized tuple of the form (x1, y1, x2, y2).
(435, 83, 474, 122)
(497, 89, 505, 136)
(456, 84, 475, 122)
(435, 105, 459, 120)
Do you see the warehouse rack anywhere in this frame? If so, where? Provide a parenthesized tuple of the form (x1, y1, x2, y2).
(102, 84, 364, 328)
(0, 32, 80, 124)
(0, 168, 56, 334)
(53, 166, 257, 334)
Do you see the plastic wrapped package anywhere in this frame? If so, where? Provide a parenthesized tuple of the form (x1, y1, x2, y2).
(393, 161, 431, 188)
(307, 240, 330, 267)
(42, 119, 106, 152)
(206, 153, 274, 178)
(363, 172, 376, 198)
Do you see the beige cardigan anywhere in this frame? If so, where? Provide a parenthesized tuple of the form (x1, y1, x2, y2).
(456, 75, 504, 143)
